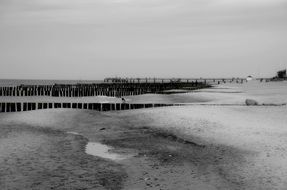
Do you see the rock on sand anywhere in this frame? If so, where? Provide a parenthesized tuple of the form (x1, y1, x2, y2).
(245, 99, 259, 106)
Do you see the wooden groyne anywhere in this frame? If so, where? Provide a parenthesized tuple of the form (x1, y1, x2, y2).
(0, 102, 179, 113)
(0, 82, 209, 97)
(1, 102, 284, 113)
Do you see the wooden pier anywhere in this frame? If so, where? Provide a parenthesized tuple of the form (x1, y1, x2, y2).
(104, 77, 249, 84)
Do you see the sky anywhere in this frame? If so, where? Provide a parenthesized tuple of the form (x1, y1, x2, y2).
(0, 0, 286, 80)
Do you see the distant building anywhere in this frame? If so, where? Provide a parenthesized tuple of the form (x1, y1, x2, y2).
(271, 69, 287, 81)
(277, 69, 286, 79)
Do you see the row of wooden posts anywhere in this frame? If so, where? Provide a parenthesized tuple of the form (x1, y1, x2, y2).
(0, 102, 178, 113)
(0, 82, 208, 97)
(0, 88, 143, 97)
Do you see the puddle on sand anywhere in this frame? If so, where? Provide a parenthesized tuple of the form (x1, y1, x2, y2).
(66, 132, 132, 161)
(86, 142, 132, 161)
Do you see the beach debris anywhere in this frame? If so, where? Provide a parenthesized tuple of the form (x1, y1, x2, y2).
(245, 99, 259, 106)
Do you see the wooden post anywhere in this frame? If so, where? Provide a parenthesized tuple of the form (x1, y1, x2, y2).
(32, 103, 36, 110)
(38, 103, 42, 109)
(28, 103, 32, 111)
(23, 103, 27, 111)
(2, 103, 6, 112)
(146, 104, 153, 108)
(6, 103, 11, 112)
(93, 103, 100, 111)
(16, 103, 21, 112)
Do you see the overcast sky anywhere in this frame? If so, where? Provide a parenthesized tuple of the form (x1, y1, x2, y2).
(0, 0, 286, 79)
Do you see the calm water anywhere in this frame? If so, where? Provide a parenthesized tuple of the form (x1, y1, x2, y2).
(86, 142, 133, 161)
(0, 79, 104, 87)
(66, 131, 133, 161)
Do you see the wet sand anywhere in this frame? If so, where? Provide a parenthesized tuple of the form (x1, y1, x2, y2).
(0, 109, 239, 190)
(1, 104, 287, 190)
(0, 119, 126, 190)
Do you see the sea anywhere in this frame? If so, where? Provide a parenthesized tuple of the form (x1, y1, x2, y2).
(0, 79, 104, 87)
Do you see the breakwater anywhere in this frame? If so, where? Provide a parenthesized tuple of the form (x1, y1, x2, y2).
(0, 102, 180, 113)
(0, 82, 209, 97)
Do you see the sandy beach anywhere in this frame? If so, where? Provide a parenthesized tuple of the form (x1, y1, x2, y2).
(0, 81, 287, 190)
(2, 0, 286, 188)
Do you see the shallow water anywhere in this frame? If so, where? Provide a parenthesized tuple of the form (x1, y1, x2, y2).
(66, 132, 132, 160)
(85, 142, 132, 161)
